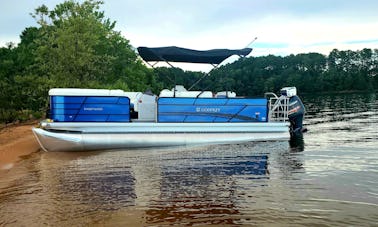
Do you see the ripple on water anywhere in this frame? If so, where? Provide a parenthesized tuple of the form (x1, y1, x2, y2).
(1, 92, 378, 226)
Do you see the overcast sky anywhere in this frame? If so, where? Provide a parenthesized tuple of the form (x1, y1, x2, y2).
(1, 0, 378, 58)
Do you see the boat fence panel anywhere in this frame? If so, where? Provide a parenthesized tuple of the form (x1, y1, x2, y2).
(157, 97, 268, 123)
(50, 96, 130, 122)
(268, 96, 290, 122)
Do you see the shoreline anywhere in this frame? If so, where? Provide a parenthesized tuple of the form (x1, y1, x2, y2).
(301, 89, 377, 96)
(0, 122, 41, 171)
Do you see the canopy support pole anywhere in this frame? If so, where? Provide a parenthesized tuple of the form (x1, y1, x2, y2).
(188, 64, 218, 91)
(145, 61, 176, 85)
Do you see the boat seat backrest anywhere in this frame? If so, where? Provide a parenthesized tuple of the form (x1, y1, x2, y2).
(159, 90, 213, 98)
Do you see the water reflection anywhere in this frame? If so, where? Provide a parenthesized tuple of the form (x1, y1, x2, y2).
(42, 152, 136, 209)
(146, 154, 268, 225)
(289, 133, 305, 152)
(303, 92, 377, 148)
(1, 143, 286, 226)
(1, 92, 378, 226)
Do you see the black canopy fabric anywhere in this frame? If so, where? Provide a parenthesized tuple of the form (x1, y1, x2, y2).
(137, 46, 252, 65)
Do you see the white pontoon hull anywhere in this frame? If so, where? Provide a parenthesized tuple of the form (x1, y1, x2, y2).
(32, 122, 290, 152)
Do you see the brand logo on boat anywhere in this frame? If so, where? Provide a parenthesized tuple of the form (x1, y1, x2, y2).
(196, 107, 221, 113)
(84, 107, 104, 111)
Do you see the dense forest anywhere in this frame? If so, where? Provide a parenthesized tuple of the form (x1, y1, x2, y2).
(1, 0, 377, 123)
(159, 48, 378, 96)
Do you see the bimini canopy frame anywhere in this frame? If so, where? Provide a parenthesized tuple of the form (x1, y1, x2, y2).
(137, 46, 253, 90)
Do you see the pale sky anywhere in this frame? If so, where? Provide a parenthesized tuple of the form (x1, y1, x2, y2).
(1, 0, 378, 58)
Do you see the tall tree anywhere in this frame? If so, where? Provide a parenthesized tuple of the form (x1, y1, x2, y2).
(31, 0, 154, 91)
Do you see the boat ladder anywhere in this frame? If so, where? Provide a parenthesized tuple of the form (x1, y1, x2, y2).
(265, 93, 290, 122)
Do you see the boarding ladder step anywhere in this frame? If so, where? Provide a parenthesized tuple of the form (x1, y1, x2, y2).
(266, 93, 290, 122)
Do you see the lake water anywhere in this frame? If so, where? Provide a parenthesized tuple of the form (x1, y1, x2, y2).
(1, 92, 377, 226)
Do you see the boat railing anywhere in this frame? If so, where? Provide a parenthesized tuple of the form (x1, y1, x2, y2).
(265, 93, 290, 122)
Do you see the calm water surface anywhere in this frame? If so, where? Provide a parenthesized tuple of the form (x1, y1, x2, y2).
(1, 92, 377, 226)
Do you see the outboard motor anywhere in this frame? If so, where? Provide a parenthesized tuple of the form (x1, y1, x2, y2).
(280, 87, 306, 135)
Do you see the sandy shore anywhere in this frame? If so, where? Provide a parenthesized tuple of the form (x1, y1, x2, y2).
(0, 123, 41, 170)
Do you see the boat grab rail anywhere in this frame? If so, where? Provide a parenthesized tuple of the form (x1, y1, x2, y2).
(265, 92, 289, 122)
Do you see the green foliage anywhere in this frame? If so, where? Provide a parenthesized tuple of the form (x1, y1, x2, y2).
(0, 0, 158, 123)
(31, 0, 140, 89)
(164, 49, 377, 96)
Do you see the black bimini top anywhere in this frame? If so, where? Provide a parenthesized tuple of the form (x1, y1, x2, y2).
(137, 46, 252, 65)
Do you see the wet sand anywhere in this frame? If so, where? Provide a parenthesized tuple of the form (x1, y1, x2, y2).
(0, 123, 40, 171)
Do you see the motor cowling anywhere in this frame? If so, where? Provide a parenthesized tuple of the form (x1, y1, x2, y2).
(281, 87, 305, 135)
(288, 95, 305, 133)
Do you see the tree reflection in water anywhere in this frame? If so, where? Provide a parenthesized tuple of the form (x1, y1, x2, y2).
(145, 154, 269, 225)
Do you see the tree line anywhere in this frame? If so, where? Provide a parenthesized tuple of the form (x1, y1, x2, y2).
(156, 49, 378, 96)
(1, 0, 377, 123)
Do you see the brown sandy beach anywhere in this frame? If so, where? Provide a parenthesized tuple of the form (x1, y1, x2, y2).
(0, 123, 40, 171)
